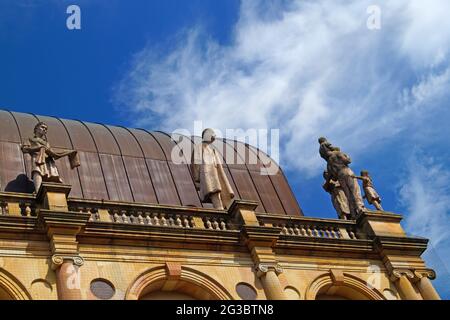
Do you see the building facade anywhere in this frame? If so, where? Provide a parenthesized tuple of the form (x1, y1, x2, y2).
(0, 110, 440, 300)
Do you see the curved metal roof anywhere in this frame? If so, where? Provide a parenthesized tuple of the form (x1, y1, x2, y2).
(0, 110, 303, 216)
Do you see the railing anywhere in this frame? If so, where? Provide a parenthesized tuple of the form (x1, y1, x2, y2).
(257, 214, 360, 239)
(0, 193, 37, 217)
(0, 193, 362, 239)
(67, 198, 233, 231)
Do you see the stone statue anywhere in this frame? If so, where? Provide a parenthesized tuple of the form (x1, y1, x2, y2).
(319, 137, 365, 218)
(354, 170, 383, 211)
(322, 171, 351, 220)
(21, 122, 80, 193)
(191, 129, 235, 210)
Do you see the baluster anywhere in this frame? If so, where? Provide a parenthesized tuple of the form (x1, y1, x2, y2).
(220, 219, 227, 231)
(0, 202, 6, 215)
(293, 225, 301, 235)
(130, 211, 139, 224)
(347, 228, 356, 239)
(87, 208, 94, 222)
(145, 212, 153, 225)
(152, 213, 160, 226)
(137, 211, 145, 225)
(112, 210, 121, 223)
(281, 224, 288, 235)
(160, 214, 168, 226)
(334, 227, 342, 239)
(25, 203, 32, 217)
(183, 216, 190, 228)
(300, 225, 307, 236)
(212, 218, 220, 230)
(306, 225, 313, 237)
(168, 216, 175, 227)
(175, 216, 183, 227)
(328, 227, 337, 238)
(204, 218, 213, 230)
(189, 216, 196, 228)
(288, 226, 295, 236)
(121, 210, 129, 224)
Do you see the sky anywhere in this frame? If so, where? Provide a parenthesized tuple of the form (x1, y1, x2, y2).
(1, 0, 449, 299)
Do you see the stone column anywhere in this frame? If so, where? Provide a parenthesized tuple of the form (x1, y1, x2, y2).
(229, 200, 287, 300)
(52, 255, 84, 300)
(414, 270, 441, 300)
(391, 269, 421, 300)
(256, 264, 285, 300)
(37, 182, 90, 300)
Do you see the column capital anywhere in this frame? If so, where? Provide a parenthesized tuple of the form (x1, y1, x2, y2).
(390, 268, 415, 282)
(51, 254, 84, 270)
(413, 269, 436, 281)
(255, 263, 283, 278)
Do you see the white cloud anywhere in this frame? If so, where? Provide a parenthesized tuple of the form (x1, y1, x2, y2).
(114, 0, 450, 175)
(399, 153, 450, 296)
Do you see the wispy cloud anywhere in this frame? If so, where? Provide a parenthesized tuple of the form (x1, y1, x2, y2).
(113, 0, 450, 297)
(113, 0, 450, 175)
(399, 152, 450, 297)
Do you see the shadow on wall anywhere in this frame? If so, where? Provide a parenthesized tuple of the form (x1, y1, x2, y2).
(4, 175, 35, 194)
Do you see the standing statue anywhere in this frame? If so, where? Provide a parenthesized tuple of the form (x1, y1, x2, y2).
(21, 122, 80, 193)
(319, 137, 365, 218)
(322, 171, 351, 220)
(191, 128, 235, 210)
(354, 170, 383, 211)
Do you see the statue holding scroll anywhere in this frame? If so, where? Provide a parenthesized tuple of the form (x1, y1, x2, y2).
(21, 122, 80, 193)
(191, 128, 235, 210)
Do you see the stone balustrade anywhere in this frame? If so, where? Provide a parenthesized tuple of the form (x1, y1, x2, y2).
(0, 193, 361, 239)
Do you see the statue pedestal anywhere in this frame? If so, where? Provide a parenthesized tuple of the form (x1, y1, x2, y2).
(36, 182, 72, 212)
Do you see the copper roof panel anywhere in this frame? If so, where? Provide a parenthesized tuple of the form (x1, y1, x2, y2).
(249, 170, 285, 215)
(128, 129, 166, 160)
(270, 172, 303, 216)
(151, 132, 175, 161)
(168, 163, 202, 207)
(77, 151, 109, 200)
(228, 168, 265, 212)
(146, 159, 181, 205)
(52, 147, 83, 198)
(0, 110, 21, 143)
(107, 126, 143, 158)
(84, 123, 121, 155)
(10, 112, 39, 144)
(59, 119, 98, 152)
(0, 142, 30, 193)
(99, 154, 134, 202)
(122, 156, 157, 204)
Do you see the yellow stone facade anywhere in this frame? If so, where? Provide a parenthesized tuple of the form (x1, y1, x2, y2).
(0, 182, 440, 300)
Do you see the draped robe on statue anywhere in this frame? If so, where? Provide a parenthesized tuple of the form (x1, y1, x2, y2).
(192, 142, 234, 209)
(23, 137, 80, 183)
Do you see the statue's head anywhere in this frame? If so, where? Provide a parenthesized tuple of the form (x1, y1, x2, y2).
(361, 170, 369, 176)
(202, 128, 216, 143)
(318, 137, 327, 144)
(34, 122, 48, 138)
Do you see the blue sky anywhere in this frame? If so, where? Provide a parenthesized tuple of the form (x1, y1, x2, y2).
(1, 0, 449, 299)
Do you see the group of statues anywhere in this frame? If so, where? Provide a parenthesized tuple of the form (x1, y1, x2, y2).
(319, 137, 383, 220)
(17, 122, 383, 218)
(20, 123, 235, 210)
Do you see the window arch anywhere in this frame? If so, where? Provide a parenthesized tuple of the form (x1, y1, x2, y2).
(305, 272, 385, 300)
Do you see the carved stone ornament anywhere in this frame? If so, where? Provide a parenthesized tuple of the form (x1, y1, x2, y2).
(413, 269, 436, 281)
(390, 269, 415, 282)
(51, 254, 84, 270)
(255, 263, 283, 278)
